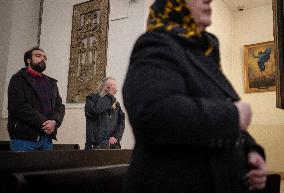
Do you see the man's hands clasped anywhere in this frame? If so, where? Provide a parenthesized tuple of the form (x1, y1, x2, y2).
(41, 120, 56, 135)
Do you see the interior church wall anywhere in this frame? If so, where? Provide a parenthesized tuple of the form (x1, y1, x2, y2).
(0, 0, 12, 138)
(232, 4, 284, 172)
(207, 0, 234, 80)
(38, 0, 233, 150)
(0, 0, 41, 140)
(38, 0, 146, 149)
(1, 0, 283, 174)
(0, 0, 234, 149)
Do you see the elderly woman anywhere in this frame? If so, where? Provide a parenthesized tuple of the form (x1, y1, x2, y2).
(122, 0, 266, 193)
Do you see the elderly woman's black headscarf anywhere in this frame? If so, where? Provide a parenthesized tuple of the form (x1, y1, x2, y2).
(147, 0, 214, 57)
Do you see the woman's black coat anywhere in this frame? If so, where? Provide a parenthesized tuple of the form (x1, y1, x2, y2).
(122, 30, 265, 193)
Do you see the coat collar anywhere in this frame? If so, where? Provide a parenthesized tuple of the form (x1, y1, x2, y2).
(185, 49, 240, 101)
(26, 67, 42, 78)
(172, 33, 240, 101)
(19, 68, 57, 83)
(18, 68, 57, 100)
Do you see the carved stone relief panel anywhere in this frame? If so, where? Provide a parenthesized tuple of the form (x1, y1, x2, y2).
(67, 0, 109, 103)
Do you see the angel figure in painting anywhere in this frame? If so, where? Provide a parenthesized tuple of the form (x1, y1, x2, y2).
(253, 47, 272, 77)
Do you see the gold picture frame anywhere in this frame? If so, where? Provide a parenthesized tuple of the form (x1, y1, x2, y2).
(244, 41, 276, 93)
(272, 0, 284, 108)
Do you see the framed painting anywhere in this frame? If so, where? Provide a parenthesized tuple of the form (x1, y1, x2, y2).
(272, 0, 284, 108)
(244, 41, 276, 93)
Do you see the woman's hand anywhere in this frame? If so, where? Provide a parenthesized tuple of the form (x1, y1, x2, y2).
(245, 151, 267, 191)
(234, 101, 252, 131)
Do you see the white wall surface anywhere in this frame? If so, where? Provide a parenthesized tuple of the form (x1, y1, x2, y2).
(0, 0, 12, 114)
(0, 0, 239, 146)
(2, 1, 284, 172)
(1, 0, 40, 118)
(0, 0, 12, 139)
(40, 0, 146, 149)
(0, 0, 40, 140)
(207, 0, 233, 80)
(232, 4, 284, 124)
(231, 4, 284, 171)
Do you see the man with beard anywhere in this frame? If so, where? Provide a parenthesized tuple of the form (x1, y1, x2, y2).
(7, 47, 65, 151)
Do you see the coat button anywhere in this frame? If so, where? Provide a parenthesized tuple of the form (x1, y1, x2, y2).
(235, 140, 240, 147)
(217, 139, 223, 148)
(225, 139, 231, 148)
(209, 139, 215, 147)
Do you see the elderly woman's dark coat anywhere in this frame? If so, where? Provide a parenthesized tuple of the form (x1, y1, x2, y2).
(122, 22, 265, 193)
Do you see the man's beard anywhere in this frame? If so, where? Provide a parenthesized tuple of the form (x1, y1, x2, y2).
(30, 62, 46, 73)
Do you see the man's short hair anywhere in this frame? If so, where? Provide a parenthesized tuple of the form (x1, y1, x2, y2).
(24, 47, 44, 67)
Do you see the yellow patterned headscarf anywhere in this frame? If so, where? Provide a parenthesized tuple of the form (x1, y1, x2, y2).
(147, 0, 213, 56)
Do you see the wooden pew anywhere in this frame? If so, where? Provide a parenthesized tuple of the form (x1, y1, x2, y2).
(0, 141, 80, 151)
(7, 164, 129, 193)
(53, 143, 80, 150)
(0, 149, 132, 173)
(262, 174, 281, 193)
(1, 150, 281, 193)
(0, 141, 10, 151)
(0, 150, 132, 193)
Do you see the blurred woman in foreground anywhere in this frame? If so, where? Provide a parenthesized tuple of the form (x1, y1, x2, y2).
(123, 0, 266, 192)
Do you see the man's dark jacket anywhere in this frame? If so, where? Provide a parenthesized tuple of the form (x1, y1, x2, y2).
(7, 68, 65, 141)
(85, 93, 125, 149)
(123, 30, 265, 193)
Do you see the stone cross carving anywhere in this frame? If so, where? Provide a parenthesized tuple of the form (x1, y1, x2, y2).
(67, 0, 109, 103)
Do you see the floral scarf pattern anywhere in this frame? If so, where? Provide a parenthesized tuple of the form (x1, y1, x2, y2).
(147, 0, 213, 56)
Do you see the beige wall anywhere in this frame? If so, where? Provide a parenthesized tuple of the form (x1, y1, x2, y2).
(1, 0, 283, 175)
(232, 4, 284, 172)
(208, 0, 233, 79)
(0, 0, 40, 140)
(0, 0, 12, 108)
(45, 0, 233, 150)
(0, 0, 12, 137)
(39, 0, 146, 149)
